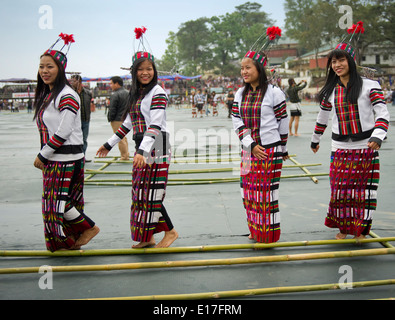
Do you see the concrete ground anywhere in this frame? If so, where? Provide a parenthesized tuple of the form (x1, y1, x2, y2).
(1, 100, 394, 301)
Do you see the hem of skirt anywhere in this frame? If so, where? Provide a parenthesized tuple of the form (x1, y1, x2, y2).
(325, 217, 372, 236)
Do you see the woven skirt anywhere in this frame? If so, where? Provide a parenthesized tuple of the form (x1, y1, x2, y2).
(42, 159, 95, 252)
(240, 146, 283, 243)
(131, 153, 173, 242)
(325, 148, 380, 237)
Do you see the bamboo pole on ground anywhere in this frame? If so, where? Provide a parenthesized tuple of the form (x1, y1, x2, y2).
(289, 156, 320, 184)
(84, 157, 117, 182)
(370, 231, 395, 249)
(1, 247, 394, 274)
(83, 279, 395, 300)
(1, 237, 395, 257)
(94, 158, 243, 164)
(84, 173, 329, 186)
(84, 163, 324, 176)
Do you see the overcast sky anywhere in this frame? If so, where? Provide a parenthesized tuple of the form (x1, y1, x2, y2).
(0, 0, 286, 79)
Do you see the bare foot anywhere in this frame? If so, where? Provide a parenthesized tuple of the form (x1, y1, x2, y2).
(294, 133, 300, 136)
(155, 229, 179, 248)
(335, 232, 347, 240)
(248, 234, 254, 240)
(75, 226, 100, 247)
(353, 235, 366, 240)
(132, 237, 156, 248)
(289, 133, 294, 136)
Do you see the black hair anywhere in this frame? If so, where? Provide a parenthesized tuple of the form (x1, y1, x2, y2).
(317, 49, 362, 105)
(33, 52, 71, 120)
(110, 76, 124, 87)
(241, 51, 269, 101)
(122, 57, 158, 120)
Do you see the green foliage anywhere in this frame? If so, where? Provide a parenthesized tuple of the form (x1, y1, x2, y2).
(156, 0, 395, 76)
(157, 2, 273, 76)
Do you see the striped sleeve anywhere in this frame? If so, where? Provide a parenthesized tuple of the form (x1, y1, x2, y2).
(273, 100, 287, 121)
(106, 113, 133, 150)
(231, 90, 255, 149)
(369, 87, 390, 144)
(138, 93, 168, 155)
(59, 94, 80, 114)
(39, 93, 81, 161)
(150, 94, 168, 111)
(272, 87, 289, 154)
(311, 99, 333, 147)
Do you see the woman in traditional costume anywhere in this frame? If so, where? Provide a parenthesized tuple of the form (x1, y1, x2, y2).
(33, 33, 100, 252)
(232, 26, 289, 243)
(97, 27, 178, 248)
(311, 22, 390, 240)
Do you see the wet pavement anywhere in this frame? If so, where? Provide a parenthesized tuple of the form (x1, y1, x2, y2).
(1, 101, 394, 300)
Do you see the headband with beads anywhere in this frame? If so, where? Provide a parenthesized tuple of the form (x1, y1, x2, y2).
(335, 21, 364, 62)
(244, 26, 282, 67)
(44, 33, 75, 70)
(132, 26, 155, 65)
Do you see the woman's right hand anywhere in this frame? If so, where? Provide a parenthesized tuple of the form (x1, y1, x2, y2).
(96, 145, 110, 158)
(252, 145, 268, 160)
(311, 145, 320, 154)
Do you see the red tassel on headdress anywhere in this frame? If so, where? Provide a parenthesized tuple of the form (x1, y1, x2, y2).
(347, 21, 365, 34)
(266, 26, 282, 41)
(134, 27, 147, 40)
(59, 33, 75, 45)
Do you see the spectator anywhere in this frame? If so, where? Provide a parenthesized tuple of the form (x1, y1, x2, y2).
(108, 76, 130, 160)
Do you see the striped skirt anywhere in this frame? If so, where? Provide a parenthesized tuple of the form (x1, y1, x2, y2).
(325, 148, 379, 237)
(240, 146, 283, 243)
(131, 153, 173, 242)
(42, 159, 95, 252)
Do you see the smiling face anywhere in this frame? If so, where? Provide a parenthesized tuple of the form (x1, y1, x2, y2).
(241, 58, 260, 89)
(331, 55, 350, 79)
(137, 59, 155, 86)
(39, 55, 59, 90)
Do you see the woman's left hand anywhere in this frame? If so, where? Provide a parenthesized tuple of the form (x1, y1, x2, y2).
(34, 157, 44, 171)
(133, 154, 147, 168)
(367, 141, 380, 151)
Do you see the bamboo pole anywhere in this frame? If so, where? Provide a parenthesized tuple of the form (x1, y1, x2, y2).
(83, 279, 395, 300)
(84, 157, 116, 181)
(1, 237, 395, 257)
(94, 158, 243, 164)
(84, 173, 329, 186)
(1, 247, 394, 274)
(84, 163, 324, 176)
(370, 231, 395, 249)
(289, 156, 320, 184)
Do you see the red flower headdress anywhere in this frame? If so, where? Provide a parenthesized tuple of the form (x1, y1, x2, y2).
(245, 26, 282, 67)
(134, 27, 147, 40)
(347, 21, 365, 37)
(132, 27, 155, 64)
(335, 21, 364, 62)
(132, 26, 154, 65)
(44, 33, 76, 70)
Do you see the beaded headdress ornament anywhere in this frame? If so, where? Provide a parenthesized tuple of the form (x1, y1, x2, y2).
(132, 26, 155, 65)
(44, 33, 75, 70)
(335, 21, 364, 62)
(244, 26, 282, 67)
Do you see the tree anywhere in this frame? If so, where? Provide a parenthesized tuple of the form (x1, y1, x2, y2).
(159, 1, 274, 76)
(157, 31, 180, 73)
(176, 18, 211, 75)
(285, 0, 338, 68)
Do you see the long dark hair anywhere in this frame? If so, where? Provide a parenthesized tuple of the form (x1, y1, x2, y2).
(122, 57, 158, 120)
(33, 52, 70, 120)
(242, 51, 269, 101)
(318, 49, 362, 104)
